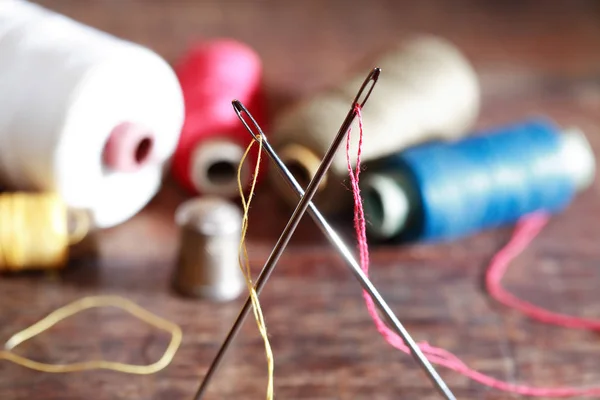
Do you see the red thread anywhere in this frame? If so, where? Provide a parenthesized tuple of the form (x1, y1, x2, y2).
(486, 212, 600, 331)
(347, 104, 600, 397)
(171, 39, 267, 195)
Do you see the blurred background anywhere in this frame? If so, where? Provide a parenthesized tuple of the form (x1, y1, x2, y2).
(24, 0, 600, 266)
(1, 1, 600, 399)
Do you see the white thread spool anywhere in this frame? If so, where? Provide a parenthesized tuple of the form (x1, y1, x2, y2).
(270, 35, 480, 213)
(0, 0, 184, 228)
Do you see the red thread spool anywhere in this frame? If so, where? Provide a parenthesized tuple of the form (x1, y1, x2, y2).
(171, 39, 267, 197)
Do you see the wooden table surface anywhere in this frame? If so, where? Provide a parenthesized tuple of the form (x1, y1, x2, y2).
(3, 1, 600, 399)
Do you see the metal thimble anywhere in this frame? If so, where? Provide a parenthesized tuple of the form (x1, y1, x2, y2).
(173, 196, 244, 301)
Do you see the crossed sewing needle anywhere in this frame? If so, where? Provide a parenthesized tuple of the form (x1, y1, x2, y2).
(194, 68, 456, 400)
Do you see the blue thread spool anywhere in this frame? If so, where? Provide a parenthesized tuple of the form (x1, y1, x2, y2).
(361, 118, 596, 243)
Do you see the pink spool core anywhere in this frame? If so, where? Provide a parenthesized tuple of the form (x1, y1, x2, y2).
(103, 122, 155, 172)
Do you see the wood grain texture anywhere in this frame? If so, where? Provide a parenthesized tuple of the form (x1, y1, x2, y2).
(2, 1, 600, 399)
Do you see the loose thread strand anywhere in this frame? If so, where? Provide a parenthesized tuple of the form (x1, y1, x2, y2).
(237, 134, 274, 400)
(486, 212, 600, 331)
(0, 295, 182, 374)
(348, 105, 600, 397)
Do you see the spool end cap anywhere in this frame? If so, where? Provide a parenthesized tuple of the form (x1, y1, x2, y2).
(190, 138, 249, 197)
(362, 174, 411, 240)
(561, 127, 596, 192)
(103, 122, 155, 172)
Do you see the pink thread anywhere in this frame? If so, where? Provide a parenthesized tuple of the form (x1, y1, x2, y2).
(486, 212, 600, 331)
(347, 104, 600, 397)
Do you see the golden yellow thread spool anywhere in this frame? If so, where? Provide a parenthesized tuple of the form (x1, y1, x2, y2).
(0, 192, 90, 272)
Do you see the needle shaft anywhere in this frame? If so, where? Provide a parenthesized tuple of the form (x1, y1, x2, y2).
(233, 100, 456, 400)
(193, 68, 382, 400)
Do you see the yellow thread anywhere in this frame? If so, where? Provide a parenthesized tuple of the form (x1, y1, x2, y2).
(238, 135, 274, 399)
(0, 295, 182, 374)
(0, 192, 90, 272)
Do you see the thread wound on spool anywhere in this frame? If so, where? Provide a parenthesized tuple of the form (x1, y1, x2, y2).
(270, 35, 480, 213)
(0, 1, 184, 228)
(171, 39, 267, 197)
(362, 118, 594, 243)
(0, 192, 89, 272)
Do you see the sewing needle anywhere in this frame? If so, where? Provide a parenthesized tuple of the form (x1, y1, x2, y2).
(233, 101, 456, 400)
(194, 68, 381, 400)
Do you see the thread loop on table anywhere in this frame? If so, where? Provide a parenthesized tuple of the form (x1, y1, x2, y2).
(487, 212, 600, 331)
(1, 295, 182, 375)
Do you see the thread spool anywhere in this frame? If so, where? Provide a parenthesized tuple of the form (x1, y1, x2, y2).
(171, 39, 267, 198)
(361, 118, 596, 243)
(0, 192, 90, 272)
(0, 0, 184, 228)
(173, 197, 244, 301)
(270, 35, 480, 213)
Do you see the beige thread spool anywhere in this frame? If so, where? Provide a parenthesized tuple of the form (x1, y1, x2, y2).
(0, 192, 90, 272)
(173, 197, 244, 301)
(270, 35, 481, 213)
